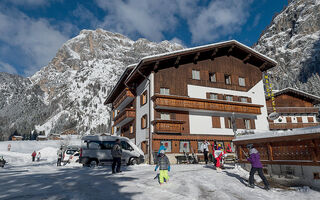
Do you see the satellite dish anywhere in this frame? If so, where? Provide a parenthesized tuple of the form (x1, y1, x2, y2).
(268, 112, 280, 121)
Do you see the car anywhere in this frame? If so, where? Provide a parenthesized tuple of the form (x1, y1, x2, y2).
(79, 135, 145, 167)
(63, 146, 80, 163)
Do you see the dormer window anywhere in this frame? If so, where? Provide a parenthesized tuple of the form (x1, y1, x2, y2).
(225, 75, 231, 85)
(192, 70, 200, 80)
(239, 77, 246, 87)
(209, 72, 216, 82)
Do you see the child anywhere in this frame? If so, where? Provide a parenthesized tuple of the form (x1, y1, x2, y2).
(37, 152, 41, 162)
(154, 150, 170, 185)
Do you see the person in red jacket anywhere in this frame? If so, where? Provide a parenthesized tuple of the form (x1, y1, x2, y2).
(31, 151, 36, 162)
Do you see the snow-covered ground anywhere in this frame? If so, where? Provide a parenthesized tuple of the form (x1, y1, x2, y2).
(0, 141, 319, 200)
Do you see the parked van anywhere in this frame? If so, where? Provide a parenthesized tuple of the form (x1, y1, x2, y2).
(79, 135, 144, 167)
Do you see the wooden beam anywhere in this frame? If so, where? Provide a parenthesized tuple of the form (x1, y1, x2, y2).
(243, 53, 251, 64)
(153, 61, 159, 72)
(267, 143, 273, 161)
(174, 56, 181, 68)
(227, 45, 235, 56)
(193, 52, 200, 64)
(210, 48, 218, 60)
(260, 62, 267, 71)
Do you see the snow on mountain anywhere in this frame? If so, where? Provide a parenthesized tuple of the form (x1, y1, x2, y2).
(254, 0, 320, 95)
(0, 29, 183, 139)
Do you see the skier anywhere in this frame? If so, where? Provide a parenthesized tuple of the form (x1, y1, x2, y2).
(57, 147, 63, 166)
(202, 140, 210, 164)
(37, 152, 41, 162)
(226, 144, 232, 153)
(214, 144, 224, 172)
(154, 150, 170, 185)
(246, 144, 270, 190)
(111, 139, 122, 174)
(31, 151, 36, 162)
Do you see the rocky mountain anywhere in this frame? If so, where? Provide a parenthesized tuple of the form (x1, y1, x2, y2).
(254, 0, 320, 95)
(0, 29, 183, 140)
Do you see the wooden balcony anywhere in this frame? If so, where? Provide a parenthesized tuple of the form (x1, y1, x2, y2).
(267, 107, 319, 114)
(151, 119, 185, 134)
(269, 122, 320, 130)
(114, 108, 135, 127)
(152, 94, 262, 115)
(113, 88, 134, 109)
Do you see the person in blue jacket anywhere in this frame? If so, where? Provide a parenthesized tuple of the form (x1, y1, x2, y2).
(155, 150, 170, 185)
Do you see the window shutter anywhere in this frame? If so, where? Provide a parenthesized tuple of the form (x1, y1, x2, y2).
(250, 119, 256, 129)
(286, 117, 292, 123)
(308, 117, 314, 122)
(212, 116, 221, 128)
(233, 96, 239, 102)
(225, 117, 229, 128)
(236, 119, 245, 129)
(247, 98, 252, 103)
(218, 94, 224, 100)
(297, 117, 302, 123)
(171, 113, 176, 120)
(206, 93, 210, 99)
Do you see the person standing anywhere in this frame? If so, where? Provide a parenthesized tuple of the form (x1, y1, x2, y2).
(7, 144, 11, 151)
(202, 140, 210, 164)
(57, 147, 63, 166)
(154, 150, 170, 185)
(31, 151, 36, 162)
(111, 139, 122, 174)
(37, 152, 41, 162)
(246, 144, 270, 190)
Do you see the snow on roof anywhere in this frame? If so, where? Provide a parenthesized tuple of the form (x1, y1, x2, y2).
(267, 87, 320, 104)
(81, 135, 127, 141)
(37, 135, 47, 138)
(233, 125, 320, 141)
(13, 136, 23, 138)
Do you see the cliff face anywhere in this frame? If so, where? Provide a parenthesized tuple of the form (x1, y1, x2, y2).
(0, 29, 183, 139)
(254, 0, 320, 95)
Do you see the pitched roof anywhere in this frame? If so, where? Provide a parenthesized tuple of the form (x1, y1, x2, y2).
(266, 87, 320, 105)
(105, 40, 277, 105)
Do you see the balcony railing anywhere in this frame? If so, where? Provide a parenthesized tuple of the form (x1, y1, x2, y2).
(269, 122, 320, 130)
(267, 107, 319, 114)
(113, 88, 134, 109)
(114, 108, 135, 126)
(151, 119, 185, 133)
(152, 94, 262, 115)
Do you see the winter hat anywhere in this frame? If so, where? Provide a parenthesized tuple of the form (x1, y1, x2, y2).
(160, 150, 165, 154)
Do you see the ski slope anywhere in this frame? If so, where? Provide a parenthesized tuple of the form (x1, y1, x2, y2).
(0, 141, 319, 200)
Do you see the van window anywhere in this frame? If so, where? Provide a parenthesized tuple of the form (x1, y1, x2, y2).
(121, 141, 134, 151)
(102, 141, 115, 149)
(88, 142, 100, 149)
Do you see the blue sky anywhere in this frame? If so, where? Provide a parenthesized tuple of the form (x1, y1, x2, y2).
(0, 0, 288, 77)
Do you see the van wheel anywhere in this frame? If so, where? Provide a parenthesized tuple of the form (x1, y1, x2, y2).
(89, 160, 98, 168)
(130, 158, 138, 165)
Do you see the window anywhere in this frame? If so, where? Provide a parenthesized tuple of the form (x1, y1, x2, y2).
(192, 70, 200, 80)
(308, 117, 314, 123)
(225, 95, 233, 101)
(225, 75, 231, 85)
(179, 141, 190, 153)
(209, 72, 216, 82)
(160, 141, 172, 152)
(209, 93, 218, 100)
(140, 90, 147, 106)
(286, 117, 292, 123)
(160, 88, 170, 95)
(239, 77, 246, 86)
(121, 141, 133, 151)
(240, 97, 247, 103)
(141, 115, 147, 129)
(160, 113, 170, 120)
(244, 119, 251, 129)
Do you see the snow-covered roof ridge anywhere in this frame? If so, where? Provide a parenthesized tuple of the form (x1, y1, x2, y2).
(267, 87, 320, 103)
(233, 125, 320, 141)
